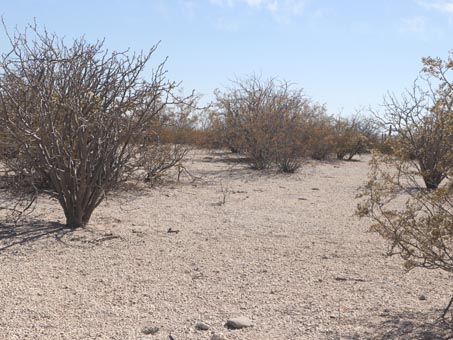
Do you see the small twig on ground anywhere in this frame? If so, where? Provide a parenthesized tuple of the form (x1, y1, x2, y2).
(217, 182, 230, 206)
(441, 295, 453, 320)
(176, 163, 200, 183)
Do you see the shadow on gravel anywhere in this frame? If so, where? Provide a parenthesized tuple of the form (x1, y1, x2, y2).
(200, 152, 251, 165)
(343, 309, 453, 340)
(197, 151, 293, 181)
(0, 221, 69, 252)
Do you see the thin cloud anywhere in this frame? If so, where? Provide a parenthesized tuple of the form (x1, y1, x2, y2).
(179, 0, 198, 18)
(209, 0, 307, 22)
(400, 16, 427, 35)
(214, 16, 241, 31)
(417, 0, 453, 15)
(209, 0, 235, 7)
(246, 0, 263, 7)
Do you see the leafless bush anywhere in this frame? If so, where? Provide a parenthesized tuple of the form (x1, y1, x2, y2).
(139, 143, 189, 184)
(332, 115, 370, 161)
(0, 22, 185, 228)
(136, 93, 200, 184)
(357, 153, 453, 300)
(358, 53, 453, 267)
(372, 56, 453, 189)
(357, 52, 453, 319)
(305, 116, 336, 160)
(156, 91, 201, 145)
(196, 109, 226, 149)
(214, 75, 324, 171)
(273, 115, 309, 173)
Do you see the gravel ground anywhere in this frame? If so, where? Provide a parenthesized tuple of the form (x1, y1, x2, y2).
(0, 150, 451, 340)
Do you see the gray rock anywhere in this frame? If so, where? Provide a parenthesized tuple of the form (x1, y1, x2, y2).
(141, 326, 159, 335)
(225, 316, 253, 329)
(195, 321, 210, 330)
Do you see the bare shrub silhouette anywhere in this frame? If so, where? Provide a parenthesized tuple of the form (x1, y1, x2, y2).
(371, 55, 453, 189)
(214, 75, 325, 171)
(0, 23, 187, 228)
(333, 115, 370, 161)
(357, 52, 453, 322)
(138, 94, 200, 184)
(305, 115, 336, 160)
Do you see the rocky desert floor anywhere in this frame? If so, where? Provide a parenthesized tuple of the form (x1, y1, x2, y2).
(0, 150, 452, 340)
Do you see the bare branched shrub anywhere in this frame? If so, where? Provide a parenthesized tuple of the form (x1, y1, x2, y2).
(372, 55, 453, 189)
(197, 109, 226, 149)
(0, 161, 39, 221)
(357, 52, 453, 317)
(273, 124, 306, 173)
(0, 23, 181, 228)
(215, 75, 324, 171)
(137, 93, 200, 184)
(140, 143, 189, 184)
(357, 153, 453, 272)
(332, 116, 369, 161)
(156, 91, 201, 145)
(306, 115, 335, 160)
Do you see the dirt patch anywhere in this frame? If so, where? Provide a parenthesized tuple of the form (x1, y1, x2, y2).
(0, 151, 451, 339)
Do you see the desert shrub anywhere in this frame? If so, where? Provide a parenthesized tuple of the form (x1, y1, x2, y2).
(0, 126, 10, 158)
(213, 88, 247, 154)
(156, 92, 201, 145)
(0, 23, 186, 228)
(382, 104, 452, 189)
(273, 122, 306, 173)
(139, 143, 189, 184)
(370, 133, 394, 155)
(304, 113, 377, 161)
(357, 52, 453, 318)
(137, 95, 199, 184)
(191, 108, 228, 150)
(356, 115, 383, 151)
(332, 116, 369, 161)
(215, 75, 324, 171)
(305, 116, 336, 160)
(372, 56, 453, 189)
(357, 152, 453, 271)
(357, 152, 453, 316)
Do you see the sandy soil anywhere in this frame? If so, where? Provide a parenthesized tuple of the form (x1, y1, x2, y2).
(0, 151, 451, 340)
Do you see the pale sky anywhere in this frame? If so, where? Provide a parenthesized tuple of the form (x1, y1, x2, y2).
(1, 0, 453, 115)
